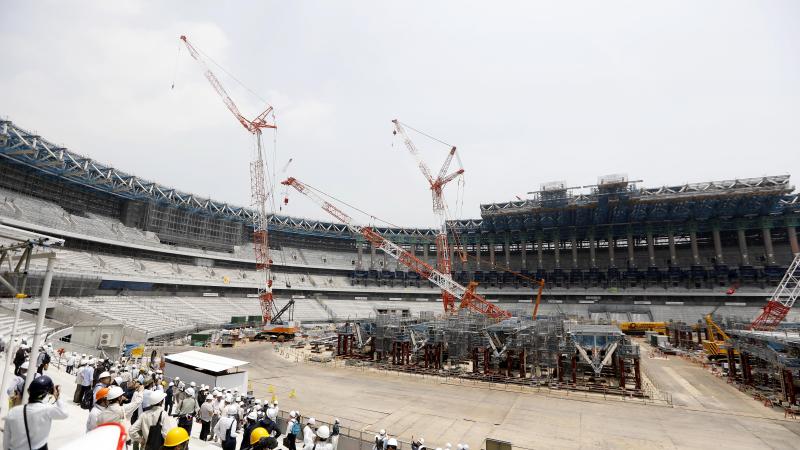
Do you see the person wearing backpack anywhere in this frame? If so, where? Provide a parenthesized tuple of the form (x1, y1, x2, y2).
(214, 404, 239, 450)
(130, 390, 176, 450)
(285, 411, 301, 450)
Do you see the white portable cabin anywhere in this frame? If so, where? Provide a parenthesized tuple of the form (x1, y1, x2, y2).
(163, 350, 249, 392)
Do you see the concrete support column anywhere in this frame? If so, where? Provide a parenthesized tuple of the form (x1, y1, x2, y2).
(553, 235, 561, 269)
(646, 232, 656, 267)
(536, 237, 543, 269)
(690, 231, 701, 266)
(370, 244, 377, 269)
(356, 244, 363, 270)
(712, 228, 724, 265)
(608, 233, 616, 268)
(520, 240, 528, 269)
(571, 237, 578, 269)
(762, 227, 776, 265)
(489, 241, 496, 268)
(738, 229, 751, 266)
(423, 242, 429, 265)
(627, 234, 635, 268)
(504, 235, 511, 267)
(668, 232, 677, 266)
(589, 234, 597, 268)
(449, 243, 456, 271)
(476, 240, 481, 270)
(788, 226, 800, 255)
(383, 246, 388, 268)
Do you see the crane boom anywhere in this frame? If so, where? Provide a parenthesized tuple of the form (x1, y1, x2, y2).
(750, 252, 800, 330)
(180, 34, 277, 323)
(281, 177, 512, 320)
(392, 120, 464, 313)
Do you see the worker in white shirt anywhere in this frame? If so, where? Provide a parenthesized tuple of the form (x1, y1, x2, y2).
(3, 375, 68, 450)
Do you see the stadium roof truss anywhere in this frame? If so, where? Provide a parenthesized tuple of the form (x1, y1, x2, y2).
(0, 120, 444, 239)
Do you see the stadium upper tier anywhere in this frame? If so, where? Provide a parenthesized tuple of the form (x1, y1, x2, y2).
(1, 118, 798, 241)
(1, 116, 800, 298)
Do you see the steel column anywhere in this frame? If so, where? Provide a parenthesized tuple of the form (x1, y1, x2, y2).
(738, 228, 751, 266)
(712, 228, 724, 265)
(646, 232, 656, 267)
(788, 226, 800, 255)
(763, 227, 776, 265)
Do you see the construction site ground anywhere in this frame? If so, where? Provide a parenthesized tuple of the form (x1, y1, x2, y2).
(197, 340, 800, 450)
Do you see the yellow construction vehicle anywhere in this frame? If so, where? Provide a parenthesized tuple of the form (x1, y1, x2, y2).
(618, 322, 667, 335)
(701, 313, 737, 359)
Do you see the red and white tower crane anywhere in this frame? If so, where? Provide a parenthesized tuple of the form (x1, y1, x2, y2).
(281, 176, 511, 320)
(180, 35, 277, 323)
(750, 252, 800, 330)
(392, 120, 464, 314)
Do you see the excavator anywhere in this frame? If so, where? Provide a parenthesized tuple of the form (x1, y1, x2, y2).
(701, 306, 737, 359)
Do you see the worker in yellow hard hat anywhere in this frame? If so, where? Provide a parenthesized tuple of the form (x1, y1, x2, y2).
(162, 426, 190, 450)
(250, 426, 279, 450)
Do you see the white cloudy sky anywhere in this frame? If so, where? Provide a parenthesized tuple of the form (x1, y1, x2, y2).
(2, 1, 798, 228)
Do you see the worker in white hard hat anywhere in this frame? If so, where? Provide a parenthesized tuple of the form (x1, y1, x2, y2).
(242, 410, 261, 450)
(287, 411, 301, 450)
(412, 437, 426, 450)
(199, 395, 215, 441)
(386, 438, 399, 450)
(214, 404, 239, 450)
(96, 384, 144, 434)
(373, 429, 388, 450)
(129, 390, 176, 447)
(263, 407, 280, 437)
(303, 417, 317, 449)
(6, 361, 29, 407)
(176, 386, 198, 435)
(304, 425, 333, 450)
(92, 370, 112, 407)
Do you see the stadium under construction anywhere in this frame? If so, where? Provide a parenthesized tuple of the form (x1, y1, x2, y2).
(1, 115, 800, 447)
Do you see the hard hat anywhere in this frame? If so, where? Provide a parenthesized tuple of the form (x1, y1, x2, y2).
(107, 386, 125, 401)
(226, 405, 239, 416)
(387, 438, 398, 447)
(114, 377, 124, 386)
(456, 445, 463, 450)
(190, 381, 196, 387)
(379, 430, 386, 436)
(463, 445, 469, 450)
(185, 387, 195, 397)
(99, 371, 111, 379)
(95, 387, 110, 401)
(418, 438, 425, 445)
(255, 399, 261, 404)
(446, 443, 452, 449)
(317, 425, 331, 439)
(225, 394, 233, 403)
(20, 361, 29, 370)
(247, 411, 258, 420)
(235, 395, 241, 402)
(335, 418, 340, 424)
(164, 426, 190, 447)
(267, 408, 277, 420)
(169, 382, 174, 387)
(156, 369, 163, 374)
(28, 375, 54, 398)
(144, 390, 167, 408)
(174, 376, 180, 381)
(250, 427, 270, 445)
(308, 417, 316, 425)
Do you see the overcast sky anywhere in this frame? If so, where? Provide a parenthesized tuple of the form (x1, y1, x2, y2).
(2, 1, 798, 228)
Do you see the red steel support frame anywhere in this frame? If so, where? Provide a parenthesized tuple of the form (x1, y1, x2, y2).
(634, 358, 642, 390)
(618, 357, 626, 388)
(784, 370, 796, 405)
(727, 347, 737, 381)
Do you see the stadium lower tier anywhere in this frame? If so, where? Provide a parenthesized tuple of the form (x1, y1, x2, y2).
(39, 295, 800, 340)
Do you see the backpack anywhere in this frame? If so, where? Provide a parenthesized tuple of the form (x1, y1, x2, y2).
(222, 419, 237, 450)
(291, 420, 301, 436)
(144, 411, 165, 450)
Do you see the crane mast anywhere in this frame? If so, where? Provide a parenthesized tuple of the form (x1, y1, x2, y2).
(281, 177, 511, 320)
(392, 120, 464, 313)
(180, 35, 277, 323)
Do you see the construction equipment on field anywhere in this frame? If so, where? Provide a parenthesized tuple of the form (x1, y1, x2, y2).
(179, 35, 278, 324)
(392, 120, 464, 314)
(618, 322, 667, 335)
(281, 176, 512, 320)
(258, 299, 298, 340)
(750, 252, 800, 331)
(702, 312, 736, 359)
